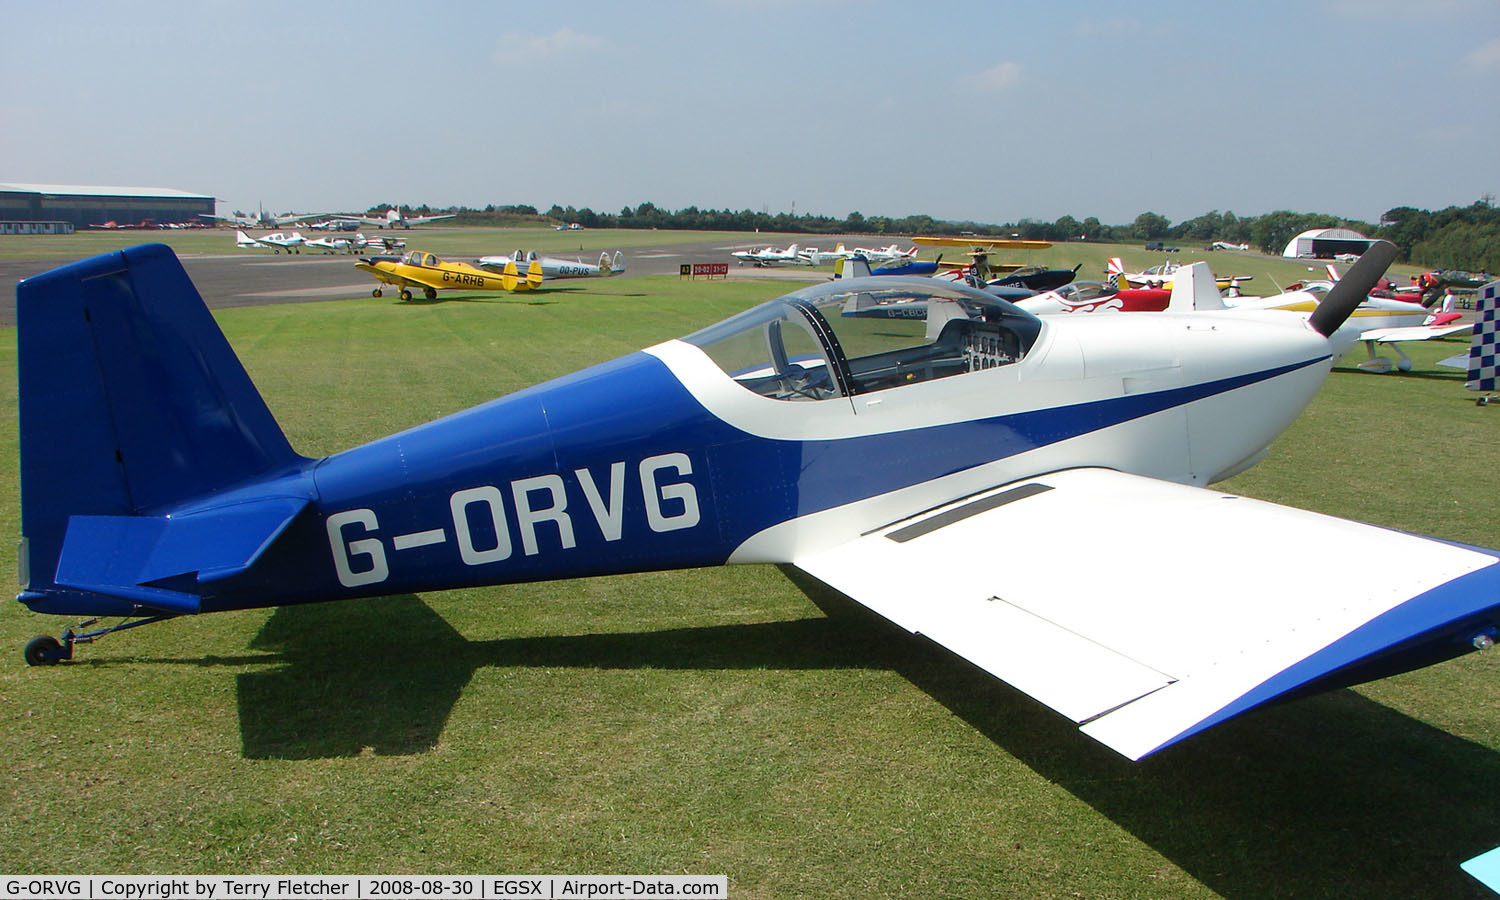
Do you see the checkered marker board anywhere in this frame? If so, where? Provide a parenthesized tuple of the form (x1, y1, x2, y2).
(1468, 281, 1500, 392)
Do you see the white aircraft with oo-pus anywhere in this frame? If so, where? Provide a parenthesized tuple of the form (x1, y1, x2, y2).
(476, 249, 626, 279)
(15, 241, 1500, 763)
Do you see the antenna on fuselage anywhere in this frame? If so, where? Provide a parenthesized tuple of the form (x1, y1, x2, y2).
(1307, 240, 1398, 338)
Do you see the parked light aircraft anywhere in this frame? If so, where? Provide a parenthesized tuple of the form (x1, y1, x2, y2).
(334, 209, 457, 229)
(1018, 280, 1173, 315)
(305, 233, 370, 255)
(204, 210, 326, 229)
(476, 250, 625, 280)
(730, 244, 806, 266)
(798, 244, 857, 266)
(1210, 241, 1251, 251)
(1108, 257, 1251, 293)
(355, 249, 543, 300)
(913, 236, 1052, 283)
(854, 244, 921, 265)
(15, 241, 1500, 763)
(1214, 265, 1471, 373)
(234, 230, 306, 254)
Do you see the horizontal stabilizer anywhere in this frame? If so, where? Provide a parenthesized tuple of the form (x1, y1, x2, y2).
(794, 468, 1500, 760)
(55, 496, 309, 613)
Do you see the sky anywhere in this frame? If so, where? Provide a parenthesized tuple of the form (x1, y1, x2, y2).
(4, 0, 1498, 227)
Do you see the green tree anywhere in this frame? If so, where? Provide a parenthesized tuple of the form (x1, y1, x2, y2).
(1131, 211, 1171, 240)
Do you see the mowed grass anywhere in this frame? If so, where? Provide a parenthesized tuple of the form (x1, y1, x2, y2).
(0, 228, 769, 263)
(1, 226, 1431, 300)
(0, 269, 1497, 899)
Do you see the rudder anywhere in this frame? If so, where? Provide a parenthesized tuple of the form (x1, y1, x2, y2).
(17, 244, 304, 610)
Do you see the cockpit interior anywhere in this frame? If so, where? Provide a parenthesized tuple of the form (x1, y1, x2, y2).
(683, 278, 1043, 401)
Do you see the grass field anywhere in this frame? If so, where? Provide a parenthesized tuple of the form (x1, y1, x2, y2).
(0, 227, 1432, 302)
(1, 250, 1497, 898)
(0, 228, 758, 263)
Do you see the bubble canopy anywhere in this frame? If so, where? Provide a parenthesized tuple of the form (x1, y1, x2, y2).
(681, 277, 1044, 401)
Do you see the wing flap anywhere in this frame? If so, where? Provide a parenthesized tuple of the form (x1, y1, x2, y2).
(793, 468, 1500, 759)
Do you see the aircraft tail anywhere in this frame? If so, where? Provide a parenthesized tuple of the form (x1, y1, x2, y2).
(1463, 281, 1499, 392)
(499, 258, 546, 291)
(16, 245, 305, 616)
(598, 251, 626, 275)
(1167, 261, 1226, 312)
(1106, 257, 1127, 290)
(835, 255, 874, 279)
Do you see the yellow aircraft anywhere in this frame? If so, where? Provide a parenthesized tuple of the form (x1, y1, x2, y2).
(911, 235, 1053, 279)
(356, 250, 544, 300)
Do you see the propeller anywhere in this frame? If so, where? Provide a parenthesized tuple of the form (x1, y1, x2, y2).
(1307, 240, 1398, 337)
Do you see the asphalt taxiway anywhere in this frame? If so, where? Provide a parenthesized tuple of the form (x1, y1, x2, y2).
(0, 233, 835, 327)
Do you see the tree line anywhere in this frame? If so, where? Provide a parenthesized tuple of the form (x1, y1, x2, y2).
(380, 197, 1499, 273)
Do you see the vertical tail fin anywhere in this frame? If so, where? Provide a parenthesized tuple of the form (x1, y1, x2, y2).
(17, 244, 304, 611)
(1107, 257, 1127, 289)
(1465, 281, 1499, 392)
(1167, 261, 1227, 312)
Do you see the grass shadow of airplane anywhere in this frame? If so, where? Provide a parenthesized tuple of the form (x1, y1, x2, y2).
(232, 572, 1500, 897)
(786, 568, 1500, 900)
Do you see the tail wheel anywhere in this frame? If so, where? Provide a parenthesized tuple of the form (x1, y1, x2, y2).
(24, 635, 63, 666)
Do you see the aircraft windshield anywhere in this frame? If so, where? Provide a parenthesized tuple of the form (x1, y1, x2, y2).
(682, 277, 1041, 400)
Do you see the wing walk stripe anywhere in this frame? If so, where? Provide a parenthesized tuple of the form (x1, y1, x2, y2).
(886, 483, 1053, 542)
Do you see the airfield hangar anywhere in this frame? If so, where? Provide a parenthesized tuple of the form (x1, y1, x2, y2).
(0, 183, 214, 231)
(1280, 227, 1374, 259)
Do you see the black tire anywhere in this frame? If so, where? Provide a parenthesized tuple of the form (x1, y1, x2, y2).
(372, 288, 383, 298)
(399, 290, 413, 302)
(424, 288, 437, 300)
(24, 635, 62, 666)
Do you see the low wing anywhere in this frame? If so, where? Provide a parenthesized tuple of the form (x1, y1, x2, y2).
(1359, 322, 1473, 343)
(354, 262, 420, 289)
(793, 467, 1500, 760)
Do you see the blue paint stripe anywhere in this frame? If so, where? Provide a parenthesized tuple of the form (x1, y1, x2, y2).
(1142, 555, 1500, 757)
(709, 353, 1332, 534)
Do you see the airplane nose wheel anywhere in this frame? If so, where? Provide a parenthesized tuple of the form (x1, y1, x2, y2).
(372, 288, 383, 298)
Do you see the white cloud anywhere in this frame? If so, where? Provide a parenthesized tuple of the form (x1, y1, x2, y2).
(958, 62, 1022, 93)
(494, 27, 605, 66)
(1464, 36, 1500, 70)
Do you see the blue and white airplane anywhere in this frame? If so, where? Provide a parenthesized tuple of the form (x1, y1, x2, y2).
(14, 242, 1500, 761)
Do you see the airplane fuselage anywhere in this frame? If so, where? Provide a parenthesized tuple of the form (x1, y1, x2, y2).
(38, 306, 1331, 619)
